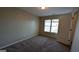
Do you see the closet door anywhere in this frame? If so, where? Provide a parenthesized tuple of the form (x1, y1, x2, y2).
(70, 13, 78, 43)
(57, 14, 72, 45)
(71, 12, 79, 52)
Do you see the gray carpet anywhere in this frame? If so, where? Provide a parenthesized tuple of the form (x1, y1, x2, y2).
(5, 35, 69, 52)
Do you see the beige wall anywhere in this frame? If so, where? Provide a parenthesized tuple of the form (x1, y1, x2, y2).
(0, 8, 39, 49)
(39, 14, 72, 45)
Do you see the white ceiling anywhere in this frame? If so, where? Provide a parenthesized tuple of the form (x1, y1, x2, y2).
(20, 7, 77, 16)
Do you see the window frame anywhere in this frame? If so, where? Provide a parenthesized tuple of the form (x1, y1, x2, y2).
(44, 19, 59, 34)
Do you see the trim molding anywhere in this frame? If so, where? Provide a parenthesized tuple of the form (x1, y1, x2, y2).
(0, 34, 38, 49)
(57, 41, 70, 47)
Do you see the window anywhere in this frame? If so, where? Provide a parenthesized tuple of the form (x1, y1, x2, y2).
(44, 19, 59, 34)
(44, 20, 51, 32)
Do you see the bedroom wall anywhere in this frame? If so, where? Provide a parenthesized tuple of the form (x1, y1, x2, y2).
(0, 8, 39, 49)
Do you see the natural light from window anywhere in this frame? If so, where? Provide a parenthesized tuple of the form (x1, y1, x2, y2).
(44, 19, 59, 34)
(44, 20, 51, 32)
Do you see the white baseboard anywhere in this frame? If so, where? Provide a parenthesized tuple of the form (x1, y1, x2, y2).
(0, 50, 6, 52)
(0, 34, 38, 49)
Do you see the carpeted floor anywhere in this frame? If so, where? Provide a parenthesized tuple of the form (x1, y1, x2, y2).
(5, 35, 69, 52)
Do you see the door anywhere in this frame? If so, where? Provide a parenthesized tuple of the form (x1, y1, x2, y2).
(57, 14, 72, 45)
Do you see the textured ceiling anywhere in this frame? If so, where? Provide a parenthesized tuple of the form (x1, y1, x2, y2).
(20, 7, 77, 16)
